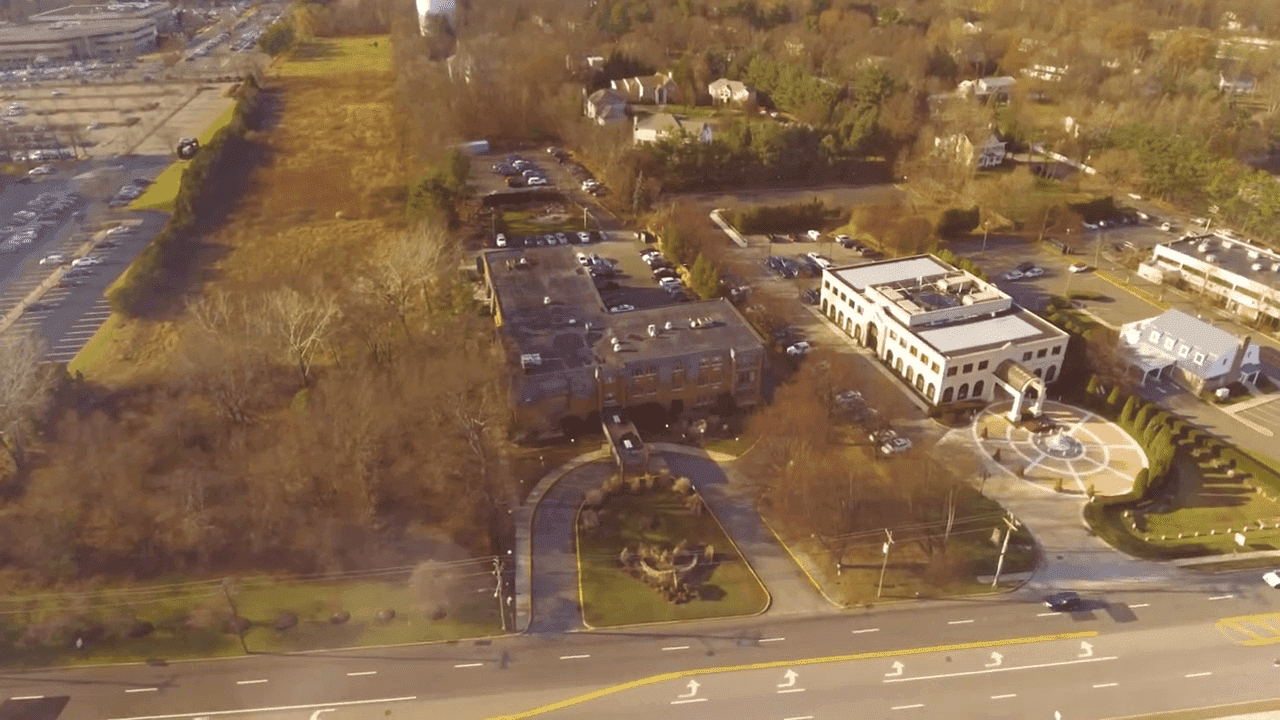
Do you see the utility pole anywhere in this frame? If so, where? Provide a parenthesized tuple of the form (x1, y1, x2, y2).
(991, 514, 1019, 587)
(493, 558, 507, 632)
(877, 530, 894, 598)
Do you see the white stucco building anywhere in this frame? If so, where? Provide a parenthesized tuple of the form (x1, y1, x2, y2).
(1142, 233, 1280, 331)
(820, 255, 1068, 419)
(1118, 309, 1261, 392)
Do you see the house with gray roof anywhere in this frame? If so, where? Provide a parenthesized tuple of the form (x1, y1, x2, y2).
(1118, 309, 1261, 392)
(584, 88, 627, 125)
(708, 78, 755, 106)
(633, 113, 713, 145)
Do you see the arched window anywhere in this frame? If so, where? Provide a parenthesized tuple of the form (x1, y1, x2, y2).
(915, 375, 924, 390)
(973, 380, 985, 398)
(907, 367, 915, 382)
(958, 383, 970, 400)
(896, 358, 904, 373)
(943, 387, 954, 403)
(1046, 366, 1057, 382)
(854, 326, 863, 342)
(821, 299, 828, 314)
(927, 383, 936, 399)
(1034, 367, 1043, 377)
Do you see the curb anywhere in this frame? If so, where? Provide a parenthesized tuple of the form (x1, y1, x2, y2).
(758, 513, 845, 608)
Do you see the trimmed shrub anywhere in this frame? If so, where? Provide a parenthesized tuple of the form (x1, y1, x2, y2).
(1105, 386, 1122, 410)
(1132, 403, 1155, 435)
(1119, 396, 1138, 429)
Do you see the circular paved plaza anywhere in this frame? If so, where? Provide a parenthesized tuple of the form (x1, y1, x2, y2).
(971, 400, 1148, 497)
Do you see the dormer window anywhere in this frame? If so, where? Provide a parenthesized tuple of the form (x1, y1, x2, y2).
(1148, 330, 1161, 344)
(1177, 344, 1190, 358)
(1163, 337, 1175, 351)
(1193, 352, 1206, 364)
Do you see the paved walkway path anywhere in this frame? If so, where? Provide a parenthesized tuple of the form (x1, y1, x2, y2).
(516, 444, 836, 634)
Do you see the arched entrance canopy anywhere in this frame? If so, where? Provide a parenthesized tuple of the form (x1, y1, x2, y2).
(993, 359, 1047, 421)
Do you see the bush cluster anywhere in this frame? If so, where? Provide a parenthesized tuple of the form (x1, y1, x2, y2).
(109, 81, 261, 317)
(725, 199, 835, 235)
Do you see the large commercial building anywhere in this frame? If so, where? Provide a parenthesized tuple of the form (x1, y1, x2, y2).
(820, 255, 1068, 418)
(0, 2, 168, 68)
(482, 245, 766, 435)
(31, 3, 175, 34)
(1141, 233, 1280, 331)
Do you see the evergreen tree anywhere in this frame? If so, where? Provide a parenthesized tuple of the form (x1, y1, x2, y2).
(1132, 403, 1155, 435)
(688, 253, 720, 300)
(1119, 395, 1138, 430)
(1105, 386, 1122, 411)
(1144, 412, 1170, 446)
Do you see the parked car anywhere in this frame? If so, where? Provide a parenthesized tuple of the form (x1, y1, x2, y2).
(609, 304, 635, 313)
(1002, 269, 1025, 281)
(1264, 570, 1280, 588)
(881, 437, 912, 455)
(576, 232, 591, 244)
(1044, 591, 1084, 612)
(39, 253, 64, 265)
(1069, 262, 1090, 273)
(1160, 222, 1173, 232)
(495, 233, 508, 248)
(806, 229, 821, 241)
(786, 341, 812, 356)
(1022, 266, 1045, 278)
(801, 288, 819, 305)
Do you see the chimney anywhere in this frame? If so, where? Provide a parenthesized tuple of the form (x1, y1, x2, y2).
(1226, 334, 1251, 385)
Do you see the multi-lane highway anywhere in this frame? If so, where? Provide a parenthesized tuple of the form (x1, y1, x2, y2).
(5, 574, 1280, 720)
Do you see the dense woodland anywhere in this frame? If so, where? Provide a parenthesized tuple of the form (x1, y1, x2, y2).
(6, 0, 1280, 591)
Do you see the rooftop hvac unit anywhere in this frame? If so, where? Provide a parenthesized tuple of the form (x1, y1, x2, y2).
(1249, 250, 1260, 260)
(520, 354, 542, 371)
(664, 321, 673, 331)
(1198, 244, 1210, 253)
(1273, 263, 1280, 272)
(647, 324, 658, 337)
(1253, 263, 1264, 271)
(1205, 254, 1218, 263)
(1223, 240, 1234, 249)
(543, 296, 551, 305)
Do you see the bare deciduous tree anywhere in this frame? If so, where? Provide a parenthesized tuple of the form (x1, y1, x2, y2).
(0, 332, 53, 479)
(261, 286, 341, 385)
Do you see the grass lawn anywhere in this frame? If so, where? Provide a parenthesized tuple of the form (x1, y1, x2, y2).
(577, 490, 769, 627)
(277, 36, 391, 78)
(1085, 443, 1280, 559)
(129, 100, 240, 213)
(500, 207, 589, 236)
(0, 568, 501, 668)
(783, 485, 1037, 605)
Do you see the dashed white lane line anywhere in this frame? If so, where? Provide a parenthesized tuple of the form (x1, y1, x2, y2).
(947, 619, 974, 625)
(346, 671, 377, 676)
(104, 695, 419, 720)
(776, 688, 805, 694)
(760, 637, 786, 643)
(235, 679, 268, 685)
(124, 688, 158, 693)
(851, 628, 880, 634)
(559, 654, 590, 660)
(1130, 603, 1150, 608)
(1209, 595, 1234, 601)
(1185, 672, 1212, 678)
(1037, 612, 1061, 617)
(10, 695, 44, 700)
(453, 663, 484, 668)
(991, 694, 1017, 699)
(892, 704, 925, 710)
(670, 698, 707, 705)
(1094, 683, 1118, 688)
(784, 716, 814, 720)
(662, 645, 691, 651)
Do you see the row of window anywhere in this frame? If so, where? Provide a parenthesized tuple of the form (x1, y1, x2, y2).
(1146, 330, 1208, 365)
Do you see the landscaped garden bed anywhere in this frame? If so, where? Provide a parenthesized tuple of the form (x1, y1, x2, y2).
(576, 473, 768, 627)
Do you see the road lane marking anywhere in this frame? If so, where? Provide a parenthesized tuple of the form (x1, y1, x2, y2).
(777, 688, 805, 694)
(1094, 683, 1118, 688)
(1037, 612, 1061, 617)
(1209, 595, 1235, 600)
(493, 631, 1097, 719)
(124, 688, 158, 693)
(1130, 604, 1149, 608)
(346, 671, 377, 676)
(760, 637, 785, 643)
(851, 628, 880, 634)
(783, 716, 813, 720)
(1185, 672, 1212, 678)
(106, 696, 419, 720)
(947, 620, 974, 625)
(663, 646, 691, 651)
(884, 655, 1118, 683)
(670, 699, 707, 705)
(892, 704, 925, 710)
(559, 654, 591, 660)
(10, 696, 45, 700)
(454, 663, 484, 668)
(235, 680, 268, 685)
(992, 694, 1017, 699)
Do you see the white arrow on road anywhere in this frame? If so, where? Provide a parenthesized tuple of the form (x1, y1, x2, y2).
(678, 680, 700, 699)
(310, 710, 335, 720)
(986, 651, 1003, 668)
(778, 669, 798, 688)
(885, 661, 904, 677)
(1080, 641, 1093, 658)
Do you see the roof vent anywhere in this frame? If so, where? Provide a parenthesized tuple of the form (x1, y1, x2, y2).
(647, 324, 658, 337)
(1222, 240, 1234, 249)
(1273, 263, 1280, 272)
(520, 354, 542, 371)
(1197, 243, 1209, 253)
(664, 321, 673, 330)
(1205, 254, 1218, 263)
(1253, 263, 1264, 271)
(1249, 250, 1259, 260)
(543, 296, 551, 305)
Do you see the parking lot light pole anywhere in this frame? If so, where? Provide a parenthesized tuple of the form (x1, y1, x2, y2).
(992, 514, 1019, 587)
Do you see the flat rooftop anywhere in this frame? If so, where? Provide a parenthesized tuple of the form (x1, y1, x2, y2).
(599, 299, 764, 367)
(830, 255, 952, 291)
(485, 246, 763, 375)
(1161, 235, 1280, 290)
(32, 3, 169, 18)
(0, 17, 152, 43)
(915, 308, 1065, 357)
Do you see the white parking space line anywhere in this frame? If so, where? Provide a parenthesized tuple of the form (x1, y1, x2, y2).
(1130, 603, 1149, 608)
(777, 688, 805, 694)
(1093, 683, 1118, 688)
(453, 663, 484, 668)
(124, 687, 158, 693)
(947, 619, 974, 625)
(991, 694, 1016, 699)
(1208, 595, 1234, 600)
(662, 645, 690, 651)
(346, 671, 377, 676)
(235, 679, 268, 685)
(892, 704, 925, 710)
(1037, 612, 1060, 617)
(558, 654, 590, 660)
(10, 695, 45, 700)
(760, 637, 786, 643)
(1185, 672, 1212, 678)
(851, 628, 880, 634)
(670, 698, 707, 705)
(783, 716, 814, 720)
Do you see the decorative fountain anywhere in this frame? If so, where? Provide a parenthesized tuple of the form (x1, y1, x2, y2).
(1033, 428, 1085, 460)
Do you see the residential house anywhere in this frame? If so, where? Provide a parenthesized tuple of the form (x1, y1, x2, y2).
(708, 78, 756, 106)
(935, 130, 1006, 169)
(611, 71, 678, 105)
(584, 88, 627, 125)
(1118, 309, 1261, 392)
(1023, 64, 1068, 82)
(1218, 71, 1257, 94)
(963, 75, 1016, 100)
(633, 113, 713, 145)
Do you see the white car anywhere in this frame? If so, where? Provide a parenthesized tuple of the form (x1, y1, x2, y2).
(526, 177, 549, 186)
(495, 233, 508, 248)
(786, 341, 812, 356)
(39, 253, 64, 265)
(1069, 262, 1090, 273)
(807, 230, 821, 241)
(71, 256, 102, 267)
(659, 276, 682, 287)
(1002, 269, 1025, 281)
(576, 252, 590, 266)
(609, 304, 635, 313)
(1264, 571, 1280, 588)
(27, 165, 54, 176)
(881, 437, 913, 455)
(1022, 266, 1045, 278)
(1160, 222, 1173, 232)
(576, 232, 591, 244)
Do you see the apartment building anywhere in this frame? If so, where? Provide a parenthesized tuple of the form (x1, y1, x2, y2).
(1142, 233, 1280, 330)
(820, 255, 1068, 419)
